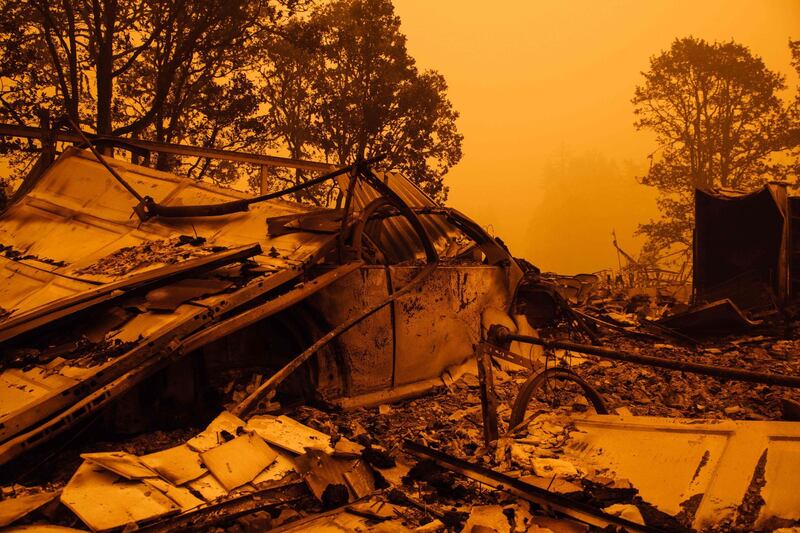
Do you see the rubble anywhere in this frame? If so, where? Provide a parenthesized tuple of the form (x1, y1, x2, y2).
(1, 142, 800, 533)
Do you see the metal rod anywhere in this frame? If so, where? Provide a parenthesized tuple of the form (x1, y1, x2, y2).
(491, 326, 800, 388)
(234, 262, 438, 417)
(476, 344, 499, 444)
(0, 122, 334, 172)
(141, 156, 384, 219)
(65, 116, 144, 202)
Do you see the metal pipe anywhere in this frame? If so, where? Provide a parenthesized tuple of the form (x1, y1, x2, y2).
(404, 440, 663, 533)
(140, 156, 385, 219)
(491, 326, 800, 388)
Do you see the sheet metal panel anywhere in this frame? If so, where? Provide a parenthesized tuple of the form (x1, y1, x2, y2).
(564, 414, 800, 530)
(390, 265, 512, 385)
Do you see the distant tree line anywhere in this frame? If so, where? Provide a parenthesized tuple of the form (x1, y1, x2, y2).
(632, 37, 800, 264)
(0, 0, 462, 204)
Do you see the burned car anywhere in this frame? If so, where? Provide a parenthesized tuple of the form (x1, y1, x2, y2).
(0, 146, 534, 465)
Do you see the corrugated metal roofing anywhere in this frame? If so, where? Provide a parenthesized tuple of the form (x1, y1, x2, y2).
(0, 148, 334, 448)
(0, 148, 329, 317)
(342, 171, 466, 263)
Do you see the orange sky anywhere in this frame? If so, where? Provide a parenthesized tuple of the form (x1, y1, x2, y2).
(393, 0, 800, 274)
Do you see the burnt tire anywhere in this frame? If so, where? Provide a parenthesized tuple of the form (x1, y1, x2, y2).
(509, 367, 608, 428)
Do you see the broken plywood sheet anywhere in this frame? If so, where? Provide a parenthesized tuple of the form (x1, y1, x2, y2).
(80, 451, 157, 480)
(187, 473, 229, 502)
(0, 490, 59, 527)
(61, 461, 179, 532)
(461, 505, 511, 533)
(143, 478, 204, 512)
(562, 414, 800, 531)
(186, 411, 247, 453)
(252, 451, 297, 485)
(247, 415, 334, 454)
(294, 449, 375, 503)
(141, 444, 207, 485)
(200, 432, 277, 491)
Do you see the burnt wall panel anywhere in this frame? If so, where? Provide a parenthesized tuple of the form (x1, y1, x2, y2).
(306, 266, 393, 395)
(390, 265, 512, 386)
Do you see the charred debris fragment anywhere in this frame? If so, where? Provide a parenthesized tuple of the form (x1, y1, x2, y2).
(0, 133, 799, 532)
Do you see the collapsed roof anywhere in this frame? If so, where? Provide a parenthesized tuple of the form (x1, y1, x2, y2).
(0, 147, 521, 466)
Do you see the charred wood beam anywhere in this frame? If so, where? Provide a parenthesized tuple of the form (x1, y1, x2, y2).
(490, 326, 800, 388)
(403, 440, 663, 532)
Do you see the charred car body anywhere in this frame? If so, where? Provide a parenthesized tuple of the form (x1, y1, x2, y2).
(0, 146, 536, 466)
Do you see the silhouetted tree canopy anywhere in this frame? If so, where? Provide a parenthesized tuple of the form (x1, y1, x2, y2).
(0, 0, 462, 201)
(788, 39, 800, 166)
(258, 0, 462, 203)
(632, 37, 797, 255)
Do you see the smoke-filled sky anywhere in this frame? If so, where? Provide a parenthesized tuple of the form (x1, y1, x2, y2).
(393, 0, 800, 274)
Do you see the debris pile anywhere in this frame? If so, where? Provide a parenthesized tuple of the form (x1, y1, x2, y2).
(75, 236, 219, 278)
(2, 146, 800, 532)
(4, 329, 800, 532)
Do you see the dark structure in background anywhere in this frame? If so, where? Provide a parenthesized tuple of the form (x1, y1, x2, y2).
(694, 185, 789, 315)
